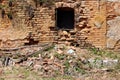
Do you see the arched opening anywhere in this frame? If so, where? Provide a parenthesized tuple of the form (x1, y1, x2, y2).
(55, 7, 74, 29)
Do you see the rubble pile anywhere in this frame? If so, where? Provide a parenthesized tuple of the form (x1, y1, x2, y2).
(20, 44, 87, 77)
(0, 43, 120, 78)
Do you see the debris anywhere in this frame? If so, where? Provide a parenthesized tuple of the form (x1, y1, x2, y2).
(27, 61, 34, 67)
(57, 49, 63, 54)
(88, 58, 103, 68)
(88, 58, 119, 69)
(34, 64, 42, 71)
(3, 57, 10, 66)
(67, 49, 75, 54)
(11, 58, 23, 63)
(0, 43, 120, 78)
(103, 59, 119, 68)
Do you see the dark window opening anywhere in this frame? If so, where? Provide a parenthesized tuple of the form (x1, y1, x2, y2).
(56, 7, 74, 29)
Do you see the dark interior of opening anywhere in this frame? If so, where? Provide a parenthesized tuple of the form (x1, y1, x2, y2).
(24, 39, 39, 45)
(56, 7, 74, 29)
(24, 33, 39, 45)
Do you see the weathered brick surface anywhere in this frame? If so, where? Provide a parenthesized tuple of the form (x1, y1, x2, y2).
(0, 0, 119, 50)
(107, 1, 120, 51)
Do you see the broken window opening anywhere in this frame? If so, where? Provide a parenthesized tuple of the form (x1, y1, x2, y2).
(24, 33, 39, 45)
(55, 7, 74, 30)
(24, 39, 39, 45)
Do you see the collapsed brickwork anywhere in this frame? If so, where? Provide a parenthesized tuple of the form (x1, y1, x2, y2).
(0, 0, 119, 51)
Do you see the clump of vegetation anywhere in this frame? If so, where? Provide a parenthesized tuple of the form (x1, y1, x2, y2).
(26, 5, 34, 20)
(0, 0, 15, 20)
(1, 9, 5, 18)
(44, 44, 55, 51)
(89, 47, 120, 59)
(8, 0, 15, 7)
(30, 44, 55, 57)
(0, 4, 7, 18)
(54, 52, 86, 75)
(33, 0, 55, 7)
(0, 4, 6, 9)
(54, 53, 67, 60)
(7, 12, 13, 20)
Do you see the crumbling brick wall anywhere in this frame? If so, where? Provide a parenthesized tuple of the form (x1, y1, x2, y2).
(33, 0, 107, 49)
(0, 0, 119, 51)
(106, 0, 120, 51)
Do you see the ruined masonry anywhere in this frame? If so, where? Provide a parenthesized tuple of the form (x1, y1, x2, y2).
(0, 0, 120, 51)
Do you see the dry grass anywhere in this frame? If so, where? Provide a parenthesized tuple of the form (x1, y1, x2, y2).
(0, 66, 74, 80)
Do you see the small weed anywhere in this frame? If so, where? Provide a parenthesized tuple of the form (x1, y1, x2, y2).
(7, 12, 13, 20)
(0, 78, 5, 80)
(1, 9, 5, 18)
(0, 4, 6, 9)
(114, 61, 120, 71)
(64, 60, 70, 68)
(34, 0, 55, 6)
(89, 47, 120, 59)
(89, 47, 99, 54)
(73, 61, 86, 74)
(62, 75, 74, 80)
(9, 0, 13, 7)
(32, 51, 41, 57)
(30, 44, 55, 57)
(54, 53, 66, 60)
(75, 67, 86, 74)
(63, 60, 70, 74)
(44, 45, 55, 51)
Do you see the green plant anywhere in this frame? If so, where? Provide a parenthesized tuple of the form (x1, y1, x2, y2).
(0, 4, 6, 9)
(114, 63, 120, 71)
(89, 47, 99, 55)
(1, 9, 5, 18)
(63, 60, 70, 73)
(0, 78, 5, 80)
(44, 44, 55, 51)
(54, 53, 66, 60)
(64, 60, 70, 68)
(7, 12, 13, 20)
(34, 0, 55, 6)
(12, 53, 21, 59)
(89, 47, 120, 59)
(75, 67, 86, 74)
(8, 0, 14, 7)
(25, 5, 34, 20)
(73, 60, 86, 74)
